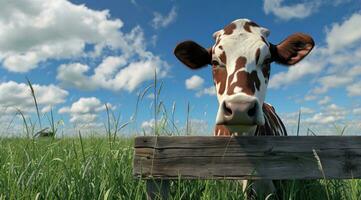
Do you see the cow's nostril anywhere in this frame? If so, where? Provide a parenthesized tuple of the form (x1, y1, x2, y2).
(223, 102, 233, 116)
(247, 103, 257, 117)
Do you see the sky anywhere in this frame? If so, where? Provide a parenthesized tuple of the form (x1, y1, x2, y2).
(0, 0, 361, 136)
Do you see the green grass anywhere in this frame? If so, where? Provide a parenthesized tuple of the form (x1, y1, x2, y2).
(0, 137, 361, 200)
(1, 77, 359, 199)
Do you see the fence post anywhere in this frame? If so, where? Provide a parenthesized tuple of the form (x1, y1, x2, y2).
(146, 179, 169, 200)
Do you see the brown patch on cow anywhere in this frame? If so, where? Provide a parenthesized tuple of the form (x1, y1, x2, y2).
(262, 63, 271, 80)
(226, 56, 262, 95)
(244, 21, 259, 33)
(235, 56, 247, 71)
(223, 23, 236, 35)
(227, 71, 258, 95)
(214, 125, 231, 136)
(219, 45, 223, 50)
(255, 48, 260, 65)
(212, 66, 227, 95)
(227, 56, 246, 94)
(226, 56, 246, 90)
(219, 51, 227, 64)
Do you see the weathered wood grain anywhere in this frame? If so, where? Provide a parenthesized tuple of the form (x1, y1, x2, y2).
(133, 136, 361, 180)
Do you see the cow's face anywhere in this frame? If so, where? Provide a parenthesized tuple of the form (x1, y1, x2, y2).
(174, 19, 314, 133)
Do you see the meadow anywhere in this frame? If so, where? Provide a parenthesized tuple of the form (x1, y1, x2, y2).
(0, 79, 360, 200)
(1, 136, 361, 200)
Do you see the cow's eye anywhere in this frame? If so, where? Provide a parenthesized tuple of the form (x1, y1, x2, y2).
(212, 60, 226, 69)
(212, 60, 220, 66)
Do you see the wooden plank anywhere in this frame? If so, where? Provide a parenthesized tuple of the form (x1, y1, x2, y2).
(133, 136, 361, 180)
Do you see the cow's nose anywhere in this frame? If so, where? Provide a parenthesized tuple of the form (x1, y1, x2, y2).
(222, 99, 259, 125)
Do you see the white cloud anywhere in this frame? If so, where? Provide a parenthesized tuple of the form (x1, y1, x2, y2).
(59, 97, 111, 124)
(270, 12, 361, 100)
(318, 96, 331, 105)
(325, 103, 343, 112)
(312, 75, 353, 94)
(151, 6, 177, 29)
(269, 59, 323, 89)
(186, 119, 210, 135)
(185, 75, 204, 90)
(301, 104, 346, 125)
(0, 81, 68, 113)
(304, 112, 344, 124)
(196, 86, 216, 97)
(311, 65, 361, 95)
(347, 81, 361, 96)
(57, 63, 95, 90)
(326, 13, 361, 53)
(263, 0, 320, 20)
(0, 0, 130, 72)
(300, 107, 315, 114)
(141, 119, 155, 130)
(57, 56, 168, 92)
(304, 94, 317, 101)
(353, 108, 361, 115)
(0, 0, 167, 74)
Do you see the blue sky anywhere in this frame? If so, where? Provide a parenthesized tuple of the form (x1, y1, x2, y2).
(1, 0, 361, 136)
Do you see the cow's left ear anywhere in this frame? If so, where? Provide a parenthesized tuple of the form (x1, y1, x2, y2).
(174, 40, 211, 69)
(270, 33, 314, 66)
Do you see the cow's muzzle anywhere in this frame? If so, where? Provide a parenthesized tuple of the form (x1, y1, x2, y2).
(216, 95, 264, 126)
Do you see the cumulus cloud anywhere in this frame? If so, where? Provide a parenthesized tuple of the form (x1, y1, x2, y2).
(326, 13, 361, 53)
(269, 59, 322, 89)
(184, 76, 216, 97)
(57, 63, 95, 90)
(141, 119, 155, 133)
(0, 0, 167, 76)
(0, 0, 130, 72)
(59, 97, 111, 124)
(185, 75, 204, 90)
(196, 86, 216, 97)
(151, 6, 177, 29)
(347, 81, 361, 96)
(303, 103, 346, 124)
(57, 56, 168, 92)
(270, 12, 361, 98)
(0, 81, 68, 113)
(263, 0, 320, 20)
(318, 96, 331, 105)
(353, 108, 361, 115)
(300, 107, 315, 114)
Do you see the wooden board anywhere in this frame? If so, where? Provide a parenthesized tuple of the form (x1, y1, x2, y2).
(133, 136, 361, 180)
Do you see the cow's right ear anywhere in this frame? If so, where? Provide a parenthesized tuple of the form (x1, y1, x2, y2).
(174, 40, 211, 69)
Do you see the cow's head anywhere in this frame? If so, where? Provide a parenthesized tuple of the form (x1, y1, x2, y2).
(174, 19, 314, 133)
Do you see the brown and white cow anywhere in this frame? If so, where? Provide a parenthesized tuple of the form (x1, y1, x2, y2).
(174, 18, 314, 197)
(174, 18, 313, 136)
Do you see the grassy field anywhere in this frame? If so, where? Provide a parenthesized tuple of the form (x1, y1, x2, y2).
(0, 137, 360, 200)
(0, 79, 360, 199)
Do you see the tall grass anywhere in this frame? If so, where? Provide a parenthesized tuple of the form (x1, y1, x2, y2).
(1, 138, 361, 199)
(1, 76, 361, 199)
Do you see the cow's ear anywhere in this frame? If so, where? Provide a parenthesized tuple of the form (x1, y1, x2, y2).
(174, 40, 211, 69)
(270, 33, 314, 66)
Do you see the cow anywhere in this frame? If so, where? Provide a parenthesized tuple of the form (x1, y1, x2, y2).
(174, 18, 314, 198)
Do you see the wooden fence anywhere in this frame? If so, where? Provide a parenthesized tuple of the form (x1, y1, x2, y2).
(133, 136, 361, 199)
